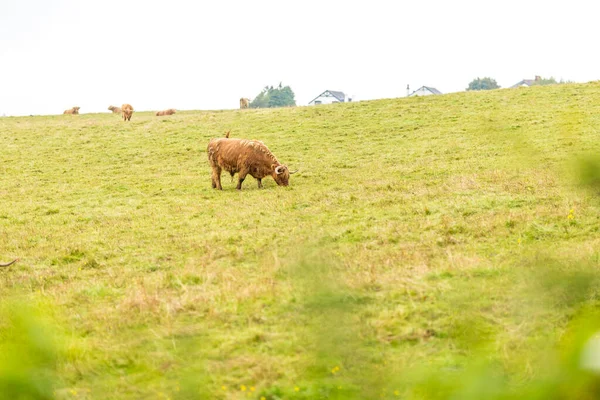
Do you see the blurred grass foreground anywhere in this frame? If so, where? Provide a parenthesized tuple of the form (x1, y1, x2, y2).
(3, 82, 600, 398)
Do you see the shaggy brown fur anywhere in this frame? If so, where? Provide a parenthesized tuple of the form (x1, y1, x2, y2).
(108, 105, 122, 114)
(121, 104, 134, 121)
(239, 98, 250, 109)
(0, 259, 18, 268)
(155, 109, 176, 116)
(207, 137, 295, 190)
(63, 107, 80, 115)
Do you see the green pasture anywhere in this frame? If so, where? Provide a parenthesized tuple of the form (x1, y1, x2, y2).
(2, 82, 600, 399)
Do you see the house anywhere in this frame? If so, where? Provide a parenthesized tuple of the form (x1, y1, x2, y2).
(510, 76, 541, 88)
(408, 86, 442, 97)
(308, 90, 351, 105)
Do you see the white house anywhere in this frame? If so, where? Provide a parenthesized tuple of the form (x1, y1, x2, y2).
(408, 86, 442, 97)
(308, 90, 352, 105)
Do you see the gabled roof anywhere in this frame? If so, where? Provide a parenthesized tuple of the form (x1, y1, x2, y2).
(511, 76, 543, 88)
(510, 79, 536, 88)
(409, 86, 442, 96)
(423, 86, 442, 95)
(309, 90, 346, 104)
(327, 90, 346, 101)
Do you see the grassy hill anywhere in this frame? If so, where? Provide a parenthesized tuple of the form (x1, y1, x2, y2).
(2, 83, 600, 399)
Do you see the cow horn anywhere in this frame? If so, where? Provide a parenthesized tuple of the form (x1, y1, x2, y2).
(289, 169, 299, 174)
(275, 165, 285, 174)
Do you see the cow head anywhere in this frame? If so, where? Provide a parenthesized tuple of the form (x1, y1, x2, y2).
(272, 164, 298, 186)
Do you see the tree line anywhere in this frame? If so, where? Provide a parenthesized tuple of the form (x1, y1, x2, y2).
(249, 83, 296, 108)
(467, 76, 570, 91)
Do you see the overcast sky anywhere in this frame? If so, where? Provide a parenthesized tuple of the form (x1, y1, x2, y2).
(1, 0, 598, 116)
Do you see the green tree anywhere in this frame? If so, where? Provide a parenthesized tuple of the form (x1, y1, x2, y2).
(529, 76, 571, 86)
(249, 86, 270, 108)
(532, 77, 557, 86)
(467, 77, 500, 91)
(250, 83, 296, 108)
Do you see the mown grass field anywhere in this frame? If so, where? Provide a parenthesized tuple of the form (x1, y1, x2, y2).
(2, 83, 600, 399)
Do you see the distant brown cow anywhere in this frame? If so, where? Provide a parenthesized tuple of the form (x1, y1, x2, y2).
(108, 105, 122, 114)
(63, 107, 80, 115)
(207, 136, 297, 190)
(155, 109, 176, 116)
(121, 104, 134, 121)
(239, 98, 250, 109)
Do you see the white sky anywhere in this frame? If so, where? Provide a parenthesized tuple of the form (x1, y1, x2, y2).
(1, 0, 598, 116)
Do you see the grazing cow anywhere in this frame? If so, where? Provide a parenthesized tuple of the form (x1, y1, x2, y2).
(155, 109, 176, 116)
(121, 104, 134, 121)
(239, 98, 250, 109)
(63, 107, 80, 115)
(0, 259, 18, 268)
(207, 136, 297, 190)
(108, 105, 122, 114)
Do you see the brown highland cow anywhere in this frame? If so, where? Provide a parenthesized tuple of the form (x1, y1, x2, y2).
(207, 136, 297, 190)
(156, 109, 176, 116)
(63, 107, 80, 114)
(121, 104, 134, 121)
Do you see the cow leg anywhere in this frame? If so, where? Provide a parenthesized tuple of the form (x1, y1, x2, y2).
(236, 170, 248, 190)
(257, 178, 263, 189)
(212, 166, 222, 190)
